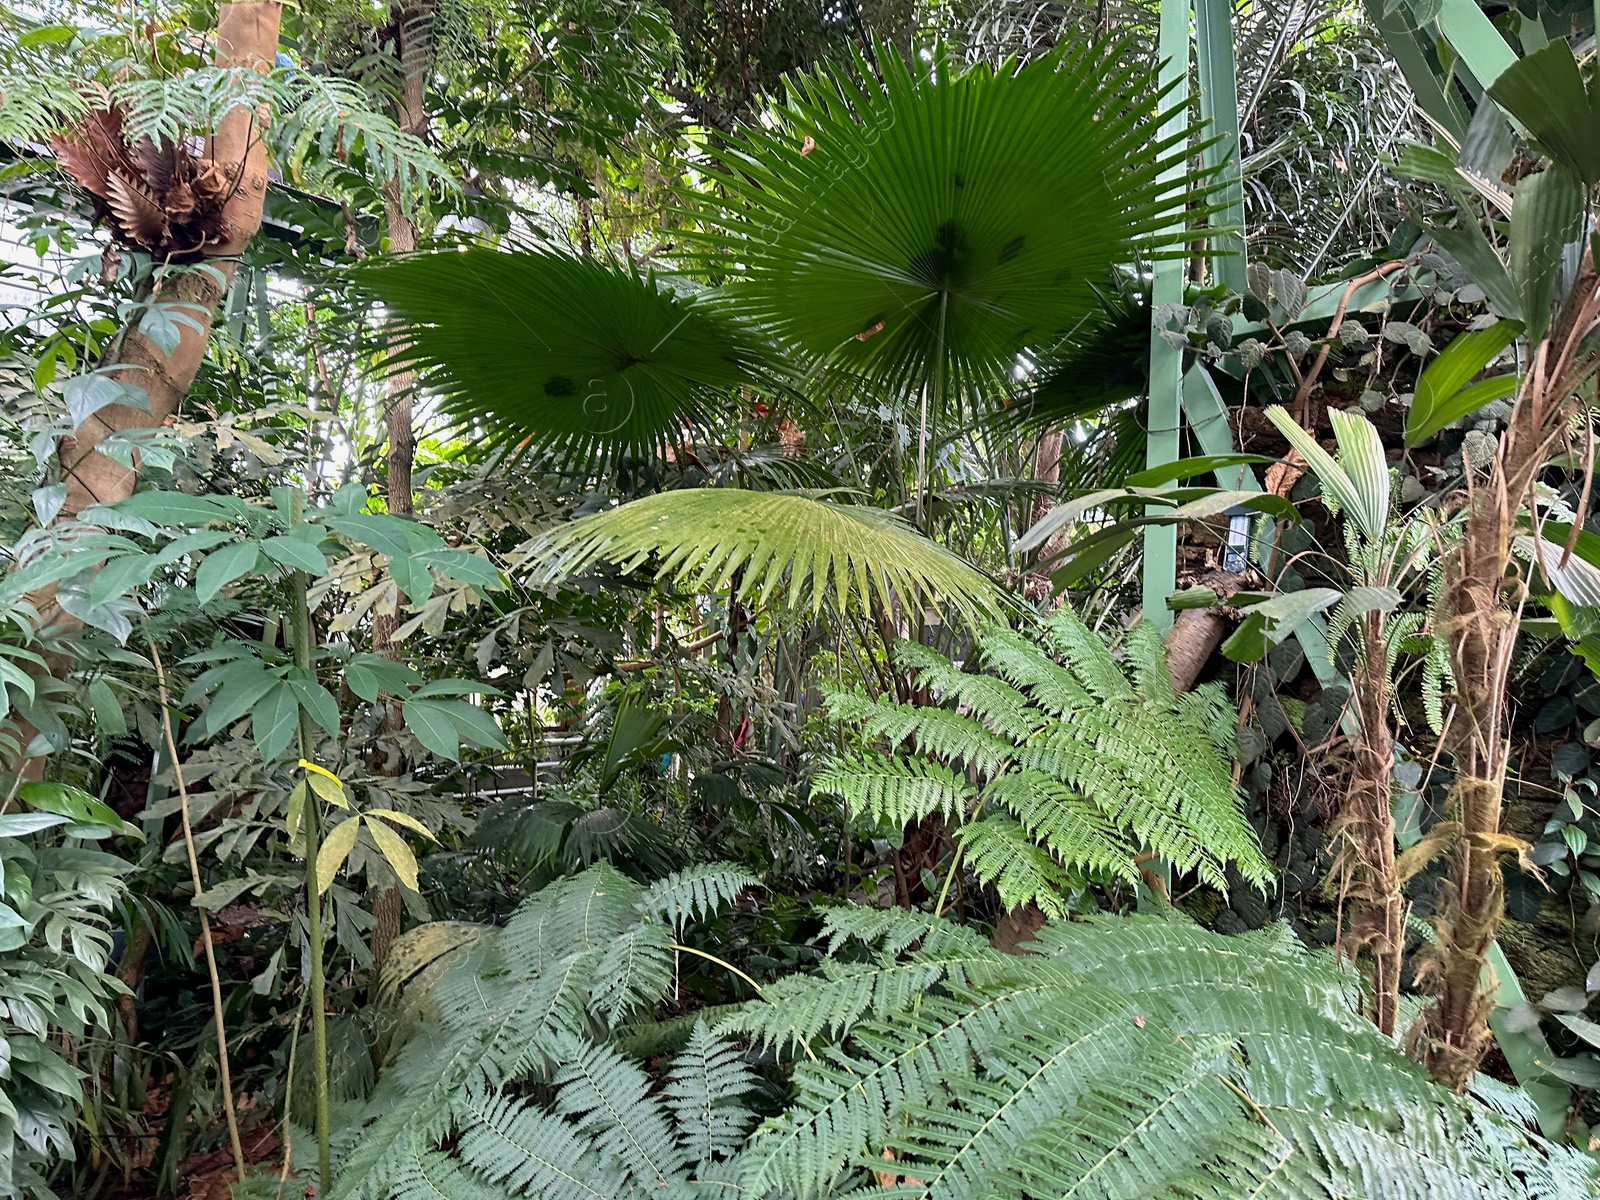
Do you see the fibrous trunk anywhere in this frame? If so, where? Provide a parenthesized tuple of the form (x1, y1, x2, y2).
(1415, 258, 1600, 1087)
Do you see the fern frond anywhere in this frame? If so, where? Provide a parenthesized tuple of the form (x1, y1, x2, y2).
(644, 862, 759, 933)
(454, 1091, 632, 1200)
(589, 921, 674, 1028)
(812, 753, 974, 828)
(1122, 619, 1178, 704)
(826, 692, 1011, 775)
(743, 913, 1596, 1199)
(817, 905, 993, 958)
(891, 641, 1041, 739)
(550, 1031, 688, 1187)
(385, 1140, 516, 1200)
(1038, 608, 1136, 701)
(665, 1021, 759, 1168)
(983, 770, 1137, 886)
(954, 817, 1079, 916)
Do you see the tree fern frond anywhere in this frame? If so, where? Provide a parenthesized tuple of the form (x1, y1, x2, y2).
(826, 691, 1010, 774)
(954, 817, 1079, 917)
(1038, 608, 1137, 701)
(972, 625, 1096, 716)
(454, 1091, 633, 1200)
(817, 906, 994, 958)
(499, 862, 642, 975)
(742, 912, 1595, 1199)
(666, 1021, 759, 1168)
(386, 1141, 516, 1200)
(812, 753, 974, 828)
(982, 771, 1137, 886)
(892, 641, 1042, 739)
(589, 921, 675, 1028)
(643, 863, 759, 933)
(550, 1031, 689, 1188)
(1122, 619, 1178, 705)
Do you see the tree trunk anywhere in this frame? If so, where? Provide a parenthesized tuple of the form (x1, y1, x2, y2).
(368, 0, 430, 979)
(12, 4, 282, 781)
(1414, 257, 1600, 1087)
(57, 3, 283, 520)
(1345, 609, 1404, 1037)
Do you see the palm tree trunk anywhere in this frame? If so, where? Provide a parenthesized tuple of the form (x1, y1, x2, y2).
(57, 3, 282, 519)
(1348, 609, 1404, 1037)
(12, 3, 283, 781)
(1416, 256, 1600, 1087)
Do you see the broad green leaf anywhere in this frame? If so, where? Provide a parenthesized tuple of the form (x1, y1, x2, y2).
(194, 663, 279, 736)
(1488, 40, 1600, 187)
(344, 654, 422, 703)
(410, 679, 498, 699)
(416, 548, 503, 589)
(153, 529, 236, 565)
(18, 781, 123, 828)
(116, 491, 235, 527)
(389, 553, 434, 607)
(1510, 164, 1584, 344)
(1223, 589, 1343, 663)
(259, 535, 329, 576)
(1407, 320, 1523, 445)
(1122, 453, 1274, 489)
(0, 813, 70, 837)
(315, 816, 361, 893)
(195, 541, 263, 605)
(251, 682, 300, 762)
(1430, 223, 1523, 320)
(87, 552, 156, 609)
(288, 675, 341, 738)
(364, 818, 420, 891)
(403, 697, 461, 760)
(87, 678, 127, 737)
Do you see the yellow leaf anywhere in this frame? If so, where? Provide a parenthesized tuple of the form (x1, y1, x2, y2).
(299, 759, 342, 785)
(306, 772, 349, 809)
(285, 780, 307, 842)
(315, 817, 361, 894)
(365, 808, 438, 842)
(365, 818, 420, 891)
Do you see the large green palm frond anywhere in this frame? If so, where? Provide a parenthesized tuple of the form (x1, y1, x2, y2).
(525, 489, 1008, 622)
(350, 250, 778, 466)
(695, 41, 1207, 410)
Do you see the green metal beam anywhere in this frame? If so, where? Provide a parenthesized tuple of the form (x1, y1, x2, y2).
(1195, 0, 1247, 295)
(1142, 0, 1193, 633)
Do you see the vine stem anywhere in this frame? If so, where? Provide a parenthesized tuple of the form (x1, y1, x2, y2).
(150, 641, 246, 1179)
(289, 566, 331, 1195)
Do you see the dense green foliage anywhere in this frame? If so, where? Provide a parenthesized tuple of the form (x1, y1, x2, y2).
(5, 0, 1600, 1195)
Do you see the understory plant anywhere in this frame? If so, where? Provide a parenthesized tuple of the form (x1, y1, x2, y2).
(817, 610, 1273, 914)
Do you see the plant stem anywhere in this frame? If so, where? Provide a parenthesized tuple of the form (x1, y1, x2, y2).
(289, 568, 331, 1194)
(149, 642, 246, 1179)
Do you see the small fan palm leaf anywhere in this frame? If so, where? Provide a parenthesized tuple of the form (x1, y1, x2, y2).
(695, 41, 1207, 411)
(528, 489, 1008, 622)
(350, 249, 779, 465)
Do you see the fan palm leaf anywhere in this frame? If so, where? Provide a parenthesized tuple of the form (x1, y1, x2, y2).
(695, 41, 1208, 411)
(350, 250, 779, 465)
(526, 489, 1008, 622)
